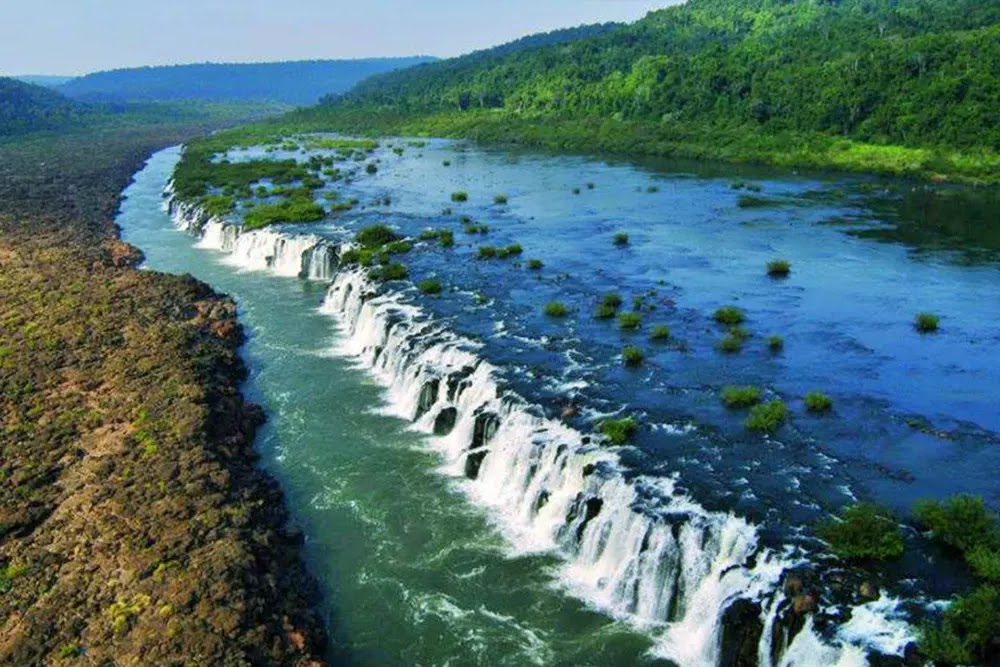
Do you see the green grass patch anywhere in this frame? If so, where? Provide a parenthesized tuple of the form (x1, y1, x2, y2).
(451, 191, 469, 202)
(767, 335, 785, 352)
(243, 195, 325, 230)
(418, 278, 442, 295)
(714, 306, 745, 326)
(478, 245, 498, 259)
(613, 232, 629, 246)
(650, 325, 671, 341)
(767, 259, 792, 277)
(721, 386, 762, 408)
(716, 333, 744, 354)
(599, 417, 638, 446)
(618, 312, 642, 330)
(818, 503, 905, 562)
(494, 194, 508, 205)
(527, 259, 543, 270)
(369, 262, 409, 282)
(544, 302, 569, 318)
(622, 346, 645, 367)
(745, 400, 787, 433)
(805, 391, 833, 413)
(915, 312, 940, 333)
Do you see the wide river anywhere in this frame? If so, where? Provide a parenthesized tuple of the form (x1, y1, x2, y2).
(118, 140, 999, 667)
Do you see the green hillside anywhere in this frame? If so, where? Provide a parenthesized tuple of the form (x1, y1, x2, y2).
(0, 77, 83, 135)
(305, 0, 1000, 182)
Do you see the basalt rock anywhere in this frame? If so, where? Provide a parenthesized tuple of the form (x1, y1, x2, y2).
(720, 598, 764, 667)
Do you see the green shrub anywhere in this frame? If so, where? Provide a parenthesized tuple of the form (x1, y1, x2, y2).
(916, 312, 940, 333)
(914, 495, 999, 554)
(370, 262, 409, 281)
(767, 335, 785, 352)
(622, 346, 645, 367)
(243, 195, 325, 230)
(544, 302, 569, 317)
(721, 386, 762, 408)
(647, 185, 660, 193)
(805, 391, 833, 413)
(418, 279, 442, 295)
(613, 232, 630, 246)
(714, 306, 746, 326)
(443, 160, 451, 167)
(595, 304, 618, 320)
(442, 207, 453, 215)
(451, 191, 469, 202)
(745, 400, 787, 432)
(356, 224, 401, 248)
(599, 418, 638, 445)
(717, 334, 744, 354)
(919, 585, 1000, 667)
(478, 246, 498, 259)
(439, 231, 455, 248)
(494, 194, 508, 205)
(767, 259, 791, 277)
(527, 259, 544, 270)
(498, 243, 523, 258)
(199, 194, 235, 217)
(618, 312, 642, 330)
(586, 182, 595, 190)
(650, 325, 670, 341)
(818, 503, 905, 562)
(366, 162, 379, 174)
(968, 547, 1000, 582)
(572, 187, 581, 194)
(602, 293, 624, 309)
(419, 228, 443, 240)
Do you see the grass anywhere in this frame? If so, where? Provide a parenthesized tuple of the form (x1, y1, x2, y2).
(613, 232, 630, 246)
(818, 503, 905, 562)
(913, 495, 999, 555)
(439, 230, 454, 248)
(767, 335, 785, 352)
(499, 243, 523, 258)
(650, 325, 670, 341)
(527, 259, 544, 270)
(647, 185, 660, 193)
(805, 391, 833, 413)
(572, 187, 581, 194)
(366, 162, 378, 174)
(745, 400, 788, 433)
(915, 312, 940, 333)
(598, 417, 638, 446)
(595, 304, 618, 320)
(356, 224, 401, 247)
(369, 262, 409, 282)
(442, 160, 451, 167)
(478, 246, 498, 259)
(714, 306, 746, 326)
(721, 386, 762, 408)
(418, 278, 442, 295)
(716, 334, 744, 354)
(451, 191, 469, 202)
(243, 195, 325, 230)
(622, 346, 645, 367)
(602, 293, 624, 309)
(618, 312, 642, 330)
(767, 259, 792, 277)
(544, 301, 569, 318)
(586, 182, 596, 190)
(494, 194, 508, 205)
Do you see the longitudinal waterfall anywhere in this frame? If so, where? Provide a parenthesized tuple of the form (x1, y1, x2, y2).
(166, 190, 914, 667)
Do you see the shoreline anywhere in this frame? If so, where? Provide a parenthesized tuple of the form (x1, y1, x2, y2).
(0, 131, 327, 665)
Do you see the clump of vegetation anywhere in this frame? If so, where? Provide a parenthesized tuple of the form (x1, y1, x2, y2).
(527, 259, 543, 270)
(451, 191, 469, 202)
(365, 162, 378, 174)
(914, 495, 999, 555)
(647, 185, 660, 193)
(603, 293, 624, 309)
(586, 182, 596, 190)
(650, 325, 670, 341)
(599, 417, 638, 446)
(717, 333, 744, 354)
(499, 243, 523, 258)
(369, 262, 409, 282)
(618, 312, 642, 330)
(818, 503, 905, 562)
(243, 194, 325, 230)
(595, 304, 617, 319)
(544, 301, 569, 318)
(494, 194, 508, 205)
(442, 160, 451, 167)
(439, 230, 454, 248)
(915, 312, 940, 333)
(920, 585, 1000, 667)
(767, 259, 791, 277)
(805, 391, 833, 412)
(572, 187, 581, 195)
(767, 335, 785, 352)
(613, 232, 630, 246)
(418, 278, 442, 295)
(199, 194, 236, 217)
(356, 224, 400, 247)
(464, 223, 490, 235)
(478, 245, 497, 259)
(714, 306, 746, 326)
(622, 346, 645, 367)
(721, 386, 762, 408)
(745, 400, 787, 433)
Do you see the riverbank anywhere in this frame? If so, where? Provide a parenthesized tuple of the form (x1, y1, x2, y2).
(282, 108, 1000, 186)
(0, 126, 326, 664)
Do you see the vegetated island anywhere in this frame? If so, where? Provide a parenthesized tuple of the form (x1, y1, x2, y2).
(0, 110, 327, 663)
(283, 0, 999, 184)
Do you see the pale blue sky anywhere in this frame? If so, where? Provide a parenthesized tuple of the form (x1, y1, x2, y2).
(1, 0, 679, 76)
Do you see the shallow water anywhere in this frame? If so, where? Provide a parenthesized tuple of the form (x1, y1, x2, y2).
(119, 140, 999, 666)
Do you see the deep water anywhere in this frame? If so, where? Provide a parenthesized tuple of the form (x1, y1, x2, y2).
(118, 141, 999, 667)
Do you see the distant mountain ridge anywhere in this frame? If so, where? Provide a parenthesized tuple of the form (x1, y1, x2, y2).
(0, 77, 83, 136)
(57, 58, 437, 106)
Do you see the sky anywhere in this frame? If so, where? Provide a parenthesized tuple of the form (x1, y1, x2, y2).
(0, 0, 678, 76)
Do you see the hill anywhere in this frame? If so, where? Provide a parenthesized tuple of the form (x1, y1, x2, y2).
(0, 77, 84, 135)
(13, 75, 76, 88)
(305, 0, 1000, 182)
(58, 57, 436, 106)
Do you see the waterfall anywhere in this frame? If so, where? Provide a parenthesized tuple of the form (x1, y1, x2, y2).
(165, 183, 915, 666)
(318, 266, 915, 667)
(168, 194, 335, 281)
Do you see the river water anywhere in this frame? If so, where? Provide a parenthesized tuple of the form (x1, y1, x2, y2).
(118, 140, 999, 667)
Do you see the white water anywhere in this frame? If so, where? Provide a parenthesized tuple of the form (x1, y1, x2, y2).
(168, 191, 915, 667)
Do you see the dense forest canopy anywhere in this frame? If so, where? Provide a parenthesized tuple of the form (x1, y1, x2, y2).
(328, 0, 1000, 152)
(57, 58, 437, 106)
(0, 77, 84, 135)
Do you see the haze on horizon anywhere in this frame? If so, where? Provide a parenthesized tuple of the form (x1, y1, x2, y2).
(0, 0, 678, 77)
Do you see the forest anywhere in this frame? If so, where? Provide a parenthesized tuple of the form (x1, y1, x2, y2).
(308, 0, 1000, 182)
